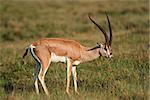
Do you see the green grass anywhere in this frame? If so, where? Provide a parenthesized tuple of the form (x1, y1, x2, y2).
(0, 0, 149, 100)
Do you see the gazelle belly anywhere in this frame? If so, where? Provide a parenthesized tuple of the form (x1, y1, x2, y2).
(73, 61, 80, 66)
(51, 52, 81, 65)
(51, 52, 67, 63)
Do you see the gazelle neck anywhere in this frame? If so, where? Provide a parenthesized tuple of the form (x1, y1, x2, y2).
(80, 47, 100, 63)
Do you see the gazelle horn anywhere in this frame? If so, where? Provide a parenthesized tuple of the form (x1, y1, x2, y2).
(105, 12, 112, 46)
(88, 14, 109, 44)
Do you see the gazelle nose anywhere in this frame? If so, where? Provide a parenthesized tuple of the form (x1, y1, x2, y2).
(109, 55, 113, 58)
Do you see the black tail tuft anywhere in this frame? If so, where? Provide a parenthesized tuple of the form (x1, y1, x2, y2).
(23, 48, 29, 59)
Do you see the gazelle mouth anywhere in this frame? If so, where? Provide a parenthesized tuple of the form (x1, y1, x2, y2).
(108, 55, 113, 59)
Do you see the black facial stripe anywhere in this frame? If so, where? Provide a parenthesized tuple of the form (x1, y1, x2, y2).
(99, 51, 102, 56)
(87, 46, 100, 51)
(104, 47, 107, 51)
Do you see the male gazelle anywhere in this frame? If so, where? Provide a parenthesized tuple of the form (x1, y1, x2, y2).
(23, 13, 113, 95)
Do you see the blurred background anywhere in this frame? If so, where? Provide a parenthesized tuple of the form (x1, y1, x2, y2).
(0, 0, 149, 100)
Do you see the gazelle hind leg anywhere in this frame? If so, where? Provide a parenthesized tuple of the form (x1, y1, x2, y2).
(72, 66, 79, 94)
(32, 45, 51, 95)
(29, 46, 41, 95)
(38, 59, 51, 96)
(34, 62, 41, 95)
(34, 79, 39, 95)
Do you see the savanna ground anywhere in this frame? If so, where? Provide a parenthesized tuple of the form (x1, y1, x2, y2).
(0, 0, 149, 100)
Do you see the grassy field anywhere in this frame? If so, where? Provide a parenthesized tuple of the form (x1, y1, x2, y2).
(0, 0, 149, 100)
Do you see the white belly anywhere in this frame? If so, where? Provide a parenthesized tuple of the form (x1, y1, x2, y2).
(51, 52, 67, 63)
(51, 52, 81, 65)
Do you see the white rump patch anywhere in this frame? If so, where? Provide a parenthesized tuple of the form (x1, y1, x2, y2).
(29, 44, 41, 63)
(29, 44, 36, 48)
(51, 52, 67, 63)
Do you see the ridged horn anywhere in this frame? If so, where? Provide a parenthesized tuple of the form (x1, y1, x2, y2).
(105, 12, 112, 46)
(88, 14, 109, 44)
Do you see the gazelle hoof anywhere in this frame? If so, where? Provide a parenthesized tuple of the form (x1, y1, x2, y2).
(66, 90, 70, 96)
(75, 91, 79, 95)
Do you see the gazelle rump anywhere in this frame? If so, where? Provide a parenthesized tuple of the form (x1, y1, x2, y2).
(23, 12, 113, 95)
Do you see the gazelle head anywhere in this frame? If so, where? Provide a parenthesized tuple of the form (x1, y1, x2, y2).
(88, 12, 113, 58)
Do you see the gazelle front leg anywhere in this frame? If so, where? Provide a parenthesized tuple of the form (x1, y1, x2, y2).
(66, 58, 72, 95)
(72, 66, 79, 94)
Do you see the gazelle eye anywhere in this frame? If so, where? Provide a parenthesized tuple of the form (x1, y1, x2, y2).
(110, 53, 112, 55)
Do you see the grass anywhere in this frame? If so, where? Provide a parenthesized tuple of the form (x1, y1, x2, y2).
(0, 0, 149, 100)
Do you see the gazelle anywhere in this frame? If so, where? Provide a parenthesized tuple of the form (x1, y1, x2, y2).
(23, 12, 113, 95)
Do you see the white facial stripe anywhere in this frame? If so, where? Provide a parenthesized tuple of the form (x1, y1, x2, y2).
(100, 47, 106, 56)
(107, 49, 110, 55)
(99, 44, 112, 57)
(51, 52, 67, 63)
